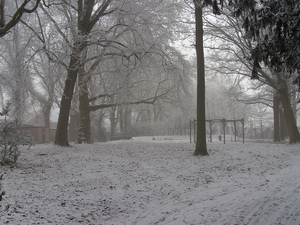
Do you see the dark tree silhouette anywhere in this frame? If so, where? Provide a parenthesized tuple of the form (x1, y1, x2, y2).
(235, 0, 300, 143)
(193, 0, 222, 156)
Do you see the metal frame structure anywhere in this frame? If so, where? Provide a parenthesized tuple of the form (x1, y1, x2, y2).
(190, 118, 244, 144)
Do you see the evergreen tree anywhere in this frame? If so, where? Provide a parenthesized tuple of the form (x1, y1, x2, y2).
(235, 0, 300, 142)
(234, 0, 300, 92)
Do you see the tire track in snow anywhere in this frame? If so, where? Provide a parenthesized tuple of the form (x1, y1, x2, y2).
(130, 185, 246, 225)
(130, 155, 300, 225)
(217, 153, 300, 225)
(230, 170, 300, 225)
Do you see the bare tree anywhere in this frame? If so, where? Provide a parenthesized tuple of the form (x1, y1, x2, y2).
(0, 25, 32, 124)
(46, 0, 115, 146)
(28, 48, 62, 128)
(36, 0, 191, 144)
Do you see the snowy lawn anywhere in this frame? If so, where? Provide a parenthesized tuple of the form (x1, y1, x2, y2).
(1, 136, 300, 225)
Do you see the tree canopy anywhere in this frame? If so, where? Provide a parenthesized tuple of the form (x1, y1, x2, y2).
(197, 0, 300, 92)
(234, 0, 300, 93)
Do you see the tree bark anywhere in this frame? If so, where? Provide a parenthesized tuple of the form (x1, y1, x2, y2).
(194, 3, 208, 156)
(77, 74, 92, 144)
(278, 87, 300, 143)
(54, 38, 86, 146)
(279, 108, 287, 140)
(0, 0, 4, 28)
(273, 91, 280, 142)
(54, 0, 112, 146)
(77, 46, 93, 144)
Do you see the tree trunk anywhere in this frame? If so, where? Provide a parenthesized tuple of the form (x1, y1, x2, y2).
(0, 0, 4, 28)
(54, 53, 81, 146)
(43, 104, 51, 129)
(97, 111, 107, 142)
(110, 107, 116, 137)
(194, 3, 208, 156)
(54, 0, 112, 146)
(279, 108, 287, 140)
(124, 107, 131, 134)
(77, 76, 92, 144)
(77, 46, 93, 144)
(273, 91, 280, 142)
(69, 111, 79, 142)
(119, 106, 124, 133)
(279, 87, 300, 143)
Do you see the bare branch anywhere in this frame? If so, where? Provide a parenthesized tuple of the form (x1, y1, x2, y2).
(89, 85, 175, 112)
(39, 3, 71, 45)
(88, 93, 114, 103)
(0, 0, 41, 37)
(88, 0, 114, 32)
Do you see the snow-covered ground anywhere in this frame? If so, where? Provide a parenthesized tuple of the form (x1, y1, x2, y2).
(1, 136, 300, 225)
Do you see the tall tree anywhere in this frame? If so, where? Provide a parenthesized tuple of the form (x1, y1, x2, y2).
(194, 1, 208, 156)
(53, 0, 114, 146)
(193, 0, 224, 155)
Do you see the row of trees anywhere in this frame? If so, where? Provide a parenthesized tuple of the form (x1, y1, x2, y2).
(203, 2, 299, 141)
(193, 0, 300, 155)
(1, 0, 195, 145)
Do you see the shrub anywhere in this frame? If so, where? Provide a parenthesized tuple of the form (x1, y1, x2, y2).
(0, 104, 35, 164)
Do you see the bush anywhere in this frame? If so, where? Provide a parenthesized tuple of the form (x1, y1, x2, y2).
(0, 104, 35, 164)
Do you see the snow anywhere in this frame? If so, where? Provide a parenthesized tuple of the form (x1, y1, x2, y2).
(1, 136, 300, 225)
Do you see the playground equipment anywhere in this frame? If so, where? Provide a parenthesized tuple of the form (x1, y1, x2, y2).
(190, 118, 244, 144)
